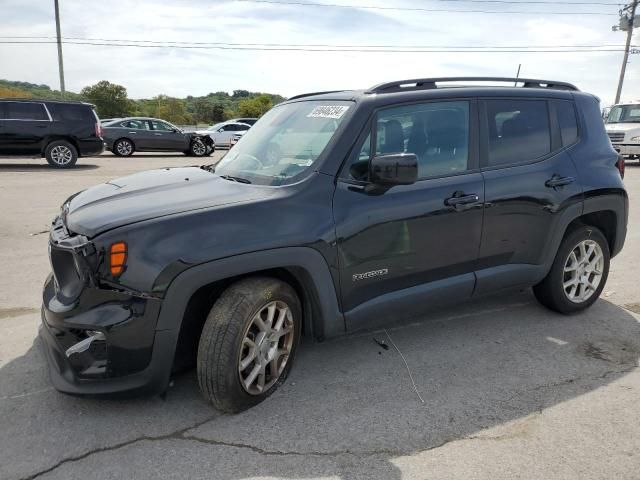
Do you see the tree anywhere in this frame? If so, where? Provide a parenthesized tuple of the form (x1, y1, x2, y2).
(0, 85, 32, 98)
(80, 81, 132, 117)
(236, 95, 273, 117)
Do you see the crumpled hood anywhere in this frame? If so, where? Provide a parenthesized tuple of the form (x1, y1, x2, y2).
(64, 167, 269, 238)
(605, 123, 640, 133)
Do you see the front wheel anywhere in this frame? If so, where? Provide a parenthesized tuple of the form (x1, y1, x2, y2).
(189, 138, 208, 157)
(197, 277, 301, 413)
(533, 226, 610, 314)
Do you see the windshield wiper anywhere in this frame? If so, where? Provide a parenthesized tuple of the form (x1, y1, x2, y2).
(219, 174, 252, 184)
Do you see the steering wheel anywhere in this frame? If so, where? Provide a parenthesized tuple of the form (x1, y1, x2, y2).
(235, 153, 263, 170)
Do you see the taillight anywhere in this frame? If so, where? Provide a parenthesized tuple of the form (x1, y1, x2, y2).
(95, 123, 103, 138)
(616, 155, 625, 179)
(109, 242, 127, 276)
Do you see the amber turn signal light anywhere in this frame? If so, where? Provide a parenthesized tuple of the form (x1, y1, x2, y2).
(109, 242, 127, 276)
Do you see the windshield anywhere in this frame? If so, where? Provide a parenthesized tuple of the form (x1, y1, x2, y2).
(214, 100, 352, 185)
(607, 105, 640, 124)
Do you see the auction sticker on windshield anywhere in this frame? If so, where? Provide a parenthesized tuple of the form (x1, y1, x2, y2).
(307, 105, 349, 119)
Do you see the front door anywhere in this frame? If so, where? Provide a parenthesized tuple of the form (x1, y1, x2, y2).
(333, 99, 484, 331)
(149, 120, 187, 151)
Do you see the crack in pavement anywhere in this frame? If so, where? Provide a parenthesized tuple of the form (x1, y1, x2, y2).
(18, 366, 638, 479)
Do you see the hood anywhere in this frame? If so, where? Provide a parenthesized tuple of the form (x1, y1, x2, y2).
(64, 167, 270, 238)
(605, 123, 640, 132)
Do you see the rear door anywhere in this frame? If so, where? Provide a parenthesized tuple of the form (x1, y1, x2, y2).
(0, 101, 51, 154)
(476, 97, 582, 293)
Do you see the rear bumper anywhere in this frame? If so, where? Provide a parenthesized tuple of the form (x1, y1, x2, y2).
(78, 138, 105, 157)
(40, 274, 175, 396)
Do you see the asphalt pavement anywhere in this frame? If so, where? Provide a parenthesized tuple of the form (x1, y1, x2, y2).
(1, 152, 639, 480)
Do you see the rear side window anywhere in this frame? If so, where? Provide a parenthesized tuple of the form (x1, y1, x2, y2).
(121, 120, 148, 129)
(49, 104, 95, 122)
(485, 99, 551, 167)
(1, 101, 49, 120)
(555, 100, 579, 147)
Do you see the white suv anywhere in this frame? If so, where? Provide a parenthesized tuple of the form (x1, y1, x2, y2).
(605, 102, 640, 160)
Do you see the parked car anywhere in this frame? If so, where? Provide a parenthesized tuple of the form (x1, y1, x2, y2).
(41, 77, 627, 413)
(103, 117, 214, 156)
(199, 121, 251, 148)
(0, 99, 104, 168)
(605, 101, 640, 162)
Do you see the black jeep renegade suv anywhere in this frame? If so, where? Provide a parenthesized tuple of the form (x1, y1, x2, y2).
(0, 99, 104, 168)
(41, 77, 627, 412)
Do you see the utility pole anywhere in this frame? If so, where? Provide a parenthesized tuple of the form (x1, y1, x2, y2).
(614, 0, 638, 104)
(54, 0, 65, 95)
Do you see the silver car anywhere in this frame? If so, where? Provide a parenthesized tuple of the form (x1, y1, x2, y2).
(200, 122, 251, 148)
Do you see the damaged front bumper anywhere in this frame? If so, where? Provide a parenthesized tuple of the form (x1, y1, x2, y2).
(39, 216, 174, 395)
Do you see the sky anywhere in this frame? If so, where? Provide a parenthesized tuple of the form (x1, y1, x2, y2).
(1, 0, 639, 106)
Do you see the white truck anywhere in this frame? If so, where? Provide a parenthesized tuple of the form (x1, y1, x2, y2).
(605, 102, 640, 162)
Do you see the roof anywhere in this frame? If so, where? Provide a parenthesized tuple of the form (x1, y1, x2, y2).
(284, 77, 582, 104)
(0, 98, 94, 106)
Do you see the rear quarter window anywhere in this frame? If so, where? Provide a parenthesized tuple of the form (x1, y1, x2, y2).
(49, 104, 96, 122)
(555, 100, 579, 147)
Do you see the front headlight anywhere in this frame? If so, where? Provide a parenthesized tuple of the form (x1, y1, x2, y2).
(631, 136, 640, 142)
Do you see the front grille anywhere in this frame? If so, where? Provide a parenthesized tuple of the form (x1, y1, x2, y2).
(608, 132, 625, 143)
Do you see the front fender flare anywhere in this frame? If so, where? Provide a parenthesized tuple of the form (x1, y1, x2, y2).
(155, 246, 344, 338)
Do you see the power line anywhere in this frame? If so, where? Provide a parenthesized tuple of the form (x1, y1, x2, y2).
(233, 0, 619, 15)
(0, 40, 630, 53)
(434, 0, 622, 4)
(0, 36, 631, 49)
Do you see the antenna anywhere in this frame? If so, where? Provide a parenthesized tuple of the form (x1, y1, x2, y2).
(514, 64, 522, 86)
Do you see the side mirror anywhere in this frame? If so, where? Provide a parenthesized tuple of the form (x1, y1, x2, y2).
(218, 127, 225, 133)
(370, 153, 418, 186)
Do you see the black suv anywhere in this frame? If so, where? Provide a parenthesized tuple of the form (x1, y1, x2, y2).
(0, 99, 104, 168)
(40, 77, 627, 412)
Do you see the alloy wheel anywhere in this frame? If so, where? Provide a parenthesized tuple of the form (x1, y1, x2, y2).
(117, 140, 132, 155)
(192, 139, 206, 156)
(50, 145, 73, 165)
(238, 300, 295, 395)
(563, 239, 604, 303)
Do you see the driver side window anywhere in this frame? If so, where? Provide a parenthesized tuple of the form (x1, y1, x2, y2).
(344, 100, 470, 181)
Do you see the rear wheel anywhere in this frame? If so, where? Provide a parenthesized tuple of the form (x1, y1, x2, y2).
(533, 226, 610, 314)
(45, 140, 77, 168)
(197, 277, 301, 413)
(113, 138, 134, 157)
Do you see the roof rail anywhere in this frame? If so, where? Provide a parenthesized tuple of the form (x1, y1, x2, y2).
(367, 77, 579, 94)
(287, 90, 346, 101)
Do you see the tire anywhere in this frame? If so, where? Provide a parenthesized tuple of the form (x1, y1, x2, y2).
(197, 277, 302, 413)
(189, 138, 208, 157)
(112, 138, 134, 157)
(533, 225, 610, 314)
(45, 140, 78, 168)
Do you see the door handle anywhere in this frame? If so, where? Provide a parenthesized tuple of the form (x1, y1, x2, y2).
(445, 192, 480, 208)
(545, 175, 574, 188)
(154, 133, 163, 136)
(128, 131, 137, 134)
